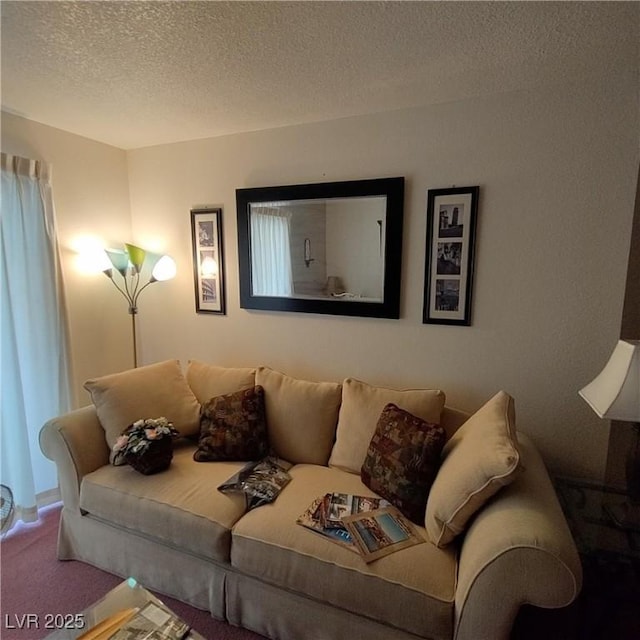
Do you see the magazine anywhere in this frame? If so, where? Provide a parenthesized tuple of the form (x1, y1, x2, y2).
(77, 608, 138, 640)
(296, 495, 357, 551)
(342, 506, 424, 563)
(106, 601, 190, 640)
(218, 456, 292, 510)
(322, 493, 391, 529)
(296, 493, 391, 552)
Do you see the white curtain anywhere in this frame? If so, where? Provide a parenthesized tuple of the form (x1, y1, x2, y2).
(250, 206, 293, 297)
(1, 152, 72, 526)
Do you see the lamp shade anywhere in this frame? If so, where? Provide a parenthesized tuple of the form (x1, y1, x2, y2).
(125, 244, 147, 273)
(579, 340, 640, 422)
(151, 255, 177, 281)
(105, 248, 129, 276)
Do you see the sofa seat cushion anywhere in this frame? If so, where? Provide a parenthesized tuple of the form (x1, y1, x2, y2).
(79, 441, 247, 562)
(231, 464, 457, 640)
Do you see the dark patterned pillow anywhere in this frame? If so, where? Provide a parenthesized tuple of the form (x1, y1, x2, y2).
(361, 403, 446, 524)
(194, 386, 269, 462)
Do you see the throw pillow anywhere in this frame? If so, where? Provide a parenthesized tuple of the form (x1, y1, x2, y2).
(328, 378, 446, 474)
(255, 367, 342, 465)
(186, 360, 256, 404)
(361, 403, 445, 524)
(194, 386, 269, 462)
(425, 390, 520, 547)
(84, 360, 201, 461)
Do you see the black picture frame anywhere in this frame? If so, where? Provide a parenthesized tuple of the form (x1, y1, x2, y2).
(422, 186, 479, 326)
(236, 177, 404, 319)
(191, 207, 226, 315)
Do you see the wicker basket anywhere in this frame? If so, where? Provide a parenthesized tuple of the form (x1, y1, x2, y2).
(125, 437, 173, 475)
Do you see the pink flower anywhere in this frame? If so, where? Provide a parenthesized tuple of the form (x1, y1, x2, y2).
(145, 428, 159, 440)
(113, 435, 129, 452)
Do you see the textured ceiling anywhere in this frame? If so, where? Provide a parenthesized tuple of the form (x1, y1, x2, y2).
(1, 1, 638, 150)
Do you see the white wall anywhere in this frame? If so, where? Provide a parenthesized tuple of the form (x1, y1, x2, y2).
(127, 73, 638, 480)
(326, 197, 386, 299)
(2, 69, 637, 482)
(1, 112, 132, 405)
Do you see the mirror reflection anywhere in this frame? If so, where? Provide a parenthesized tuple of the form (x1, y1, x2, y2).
(249, 196, 386, 302)
(236, 177, 404, 319)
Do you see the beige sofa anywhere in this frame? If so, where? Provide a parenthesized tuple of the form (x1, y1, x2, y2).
(40, 360, 582, 640)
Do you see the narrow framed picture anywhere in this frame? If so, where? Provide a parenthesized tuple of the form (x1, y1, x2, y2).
(191, 207, 226, 314)
(422, 186, 479, 325)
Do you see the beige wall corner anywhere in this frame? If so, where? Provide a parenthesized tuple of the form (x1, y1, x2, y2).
(1, 112, 134, 405)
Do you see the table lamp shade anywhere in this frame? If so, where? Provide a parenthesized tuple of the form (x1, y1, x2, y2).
(579, 340, 640, 422)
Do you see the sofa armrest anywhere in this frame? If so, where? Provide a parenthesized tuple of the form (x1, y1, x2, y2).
(454, 433, 582, 640)
(39, 405, 109, 512)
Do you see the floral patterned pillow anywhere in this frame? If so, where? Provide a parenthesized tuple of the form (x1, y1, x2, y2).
(361, 403, 446, 524)
(194, 386, 269, 462)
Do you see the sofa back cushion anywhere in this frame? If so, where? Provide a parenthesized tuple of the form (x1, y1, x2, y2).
(440, 406, 471, 439)
(84, 360, 201, 456)
(425, 390, 520, 547)
(328, 378, 446, 474)
(186, 360, 256, 404)
(255, 367, 342, 465)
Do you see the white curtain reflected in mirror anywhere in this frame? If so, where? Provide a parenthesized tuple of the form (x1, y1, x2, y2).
(250, 206, 293, 296)
(249, 197, 386, 302)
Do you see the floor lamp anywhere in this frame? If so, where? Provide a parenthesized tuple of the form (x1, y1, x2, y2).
(102, 243, 176, 368)
(579, 339, 640, 530)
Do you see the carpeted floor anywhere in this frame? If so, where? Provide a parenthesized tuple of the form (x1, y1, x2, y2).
(0, 504, 266, 640)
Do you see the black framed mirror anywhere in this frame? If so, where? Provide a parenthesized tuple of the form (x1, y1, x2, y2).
(236, 177, 404, 318)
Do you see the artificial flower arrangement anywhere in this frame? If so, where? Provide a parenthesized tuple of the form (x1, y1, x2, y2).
(112, 417, 179, 474)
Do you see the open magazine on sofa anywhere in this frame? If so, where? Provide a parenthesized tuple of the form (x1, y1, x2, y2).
(342, 507, 424, 563)
(218, 456, 292, 510)
(297, 493, 393, 553)
(297, 492, 423, 562)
